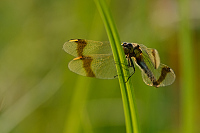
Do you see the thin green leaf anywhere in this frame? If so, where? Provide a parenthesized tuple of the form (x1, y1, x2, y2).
(178, 0, 195, 132)
(94, 0, 141, 133)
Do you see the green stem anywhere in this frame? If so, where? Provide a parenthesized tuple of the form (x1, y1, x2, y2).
(178, 0, 195, 133)
(94, 0, 140, 133)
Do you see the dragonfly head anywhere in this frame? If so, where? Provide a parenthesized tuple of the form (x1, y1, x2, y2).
(121, 42, 134, 54)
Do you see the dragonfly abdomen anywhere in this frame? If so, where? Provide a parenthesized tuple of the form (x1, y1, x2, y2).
(138, 61, 156, 82)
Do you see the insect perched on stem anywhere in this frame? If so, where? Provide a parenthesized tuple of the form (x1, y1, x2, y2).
(63, 39, 175, 87)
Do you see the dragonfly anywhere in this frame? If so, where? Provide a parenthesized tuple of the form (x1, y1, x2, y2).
(63, 39, 175, 87)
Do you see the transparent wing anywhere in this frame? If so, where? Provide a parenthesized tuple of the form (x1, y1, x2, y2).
(134, 44, 175, 87)
(141, 63, 176, 87)
(68, 54, 118, 79)
(63, 39, 112, 57)
(139, 44, 160, 69)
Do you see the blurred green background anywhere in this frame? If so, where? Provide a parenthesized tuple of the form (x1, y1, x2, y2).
(0, 0, 199, 133)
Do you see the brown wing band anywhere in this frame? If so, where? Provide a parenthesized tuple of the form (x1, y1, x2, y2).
(74, 39, 87, 56)
(73, 39, 95, 77)
(153, 66, 171, 87)
(81, 56, 95, 77)
(151, 49, 157, 69)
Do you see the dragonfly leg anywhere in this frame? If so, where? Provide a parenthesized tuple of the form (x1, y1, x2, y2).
(114, 55, 135, 81)
(125, 56, 135, 82)
(129, 56, 135, 73)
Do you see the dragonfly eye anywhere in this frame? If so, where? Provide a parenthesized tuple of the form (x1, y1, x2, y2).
(122, 42, 134, 54)
(121, 42, 127, 46)
(121, 43, 132, 48)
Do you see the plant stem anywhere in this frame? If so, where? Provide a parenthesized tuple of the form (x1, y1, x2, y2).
(178, 0, 195, 132)
(94, 0, 141, 133)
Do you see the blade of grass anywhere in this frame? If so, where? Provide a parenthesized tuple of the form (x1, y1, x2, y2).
(0, 68, 63, 133)
(178, 0, 195, 133)
(63, 77, 92, 133)
(94, 0, 140, 133)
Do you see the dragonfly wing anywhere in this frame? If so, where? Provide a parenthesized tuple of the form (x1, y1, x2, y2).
(141, 63, 176, 87)
(139, 44, 160, 69)
(146, 48, 160, 69)
(63, 39, 112, 57)
(68, 54, 118, 79)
